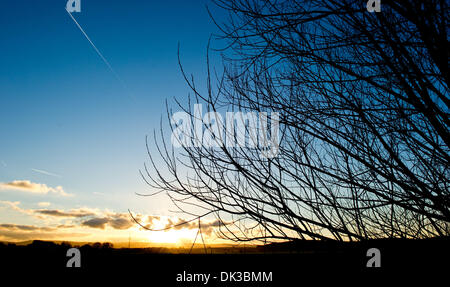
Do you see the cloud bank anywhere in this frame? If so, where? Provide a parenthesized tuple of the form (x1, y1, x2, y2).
(0, 201, 227, 242)
(0, 180, 71, 196)
(34, 209, 95, 218)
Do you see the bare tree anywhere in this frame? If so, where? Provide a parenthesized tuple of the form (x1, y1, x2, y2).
(140, 0, 449, 242)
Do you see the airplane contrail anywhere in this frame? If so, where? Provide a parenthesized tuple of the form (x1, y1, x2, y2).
(65, 8, 134, 100)
(31, 168, 61, 178)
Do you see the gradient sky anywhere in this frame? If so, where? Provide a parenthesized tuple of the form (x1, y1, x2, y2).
(0, 0, 226, 244)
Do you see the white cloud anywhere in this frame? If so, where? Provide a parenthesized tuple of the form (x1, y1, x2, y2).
(0, 180, 71, 197)
(37, 202, 51, 207)
(0, 200, 32, 215)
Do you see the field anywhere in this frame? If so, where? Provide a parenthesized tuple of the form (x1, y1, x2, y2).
(1, 238, 447, 283)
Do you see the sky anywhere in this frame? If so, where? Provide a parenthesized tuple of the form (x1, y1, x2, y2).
(0, 0, 227, 245)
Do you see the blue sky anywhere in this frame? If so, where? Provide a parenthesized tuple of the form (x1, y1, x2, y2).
(0, 0, 226, 243)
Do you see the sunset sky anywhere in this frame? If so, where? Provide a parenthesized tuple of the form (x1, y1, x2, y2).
(0, 0, 225, 244)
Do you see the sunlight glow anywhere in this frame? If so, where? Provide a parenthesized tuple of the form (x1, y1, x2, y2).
(147, 229, 198, 245)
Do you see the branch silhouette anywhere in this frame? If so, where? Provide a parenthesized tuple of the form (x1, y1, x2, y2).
(141, 0, 449, 242)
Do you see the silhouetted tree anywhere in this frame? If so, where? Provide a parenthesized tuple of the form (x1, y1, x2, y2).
(101, 242, 114, 249)
(92, 242, 102, 249)
(142, 0, 449, 242)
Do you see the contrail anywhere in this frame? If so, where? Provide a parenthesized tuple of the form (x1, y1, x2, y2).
(31, 168, 61, 178)
(65, 9, 134, 100)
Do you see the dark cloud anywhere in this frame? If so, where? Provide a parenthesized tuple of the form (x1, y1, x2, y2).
(139, 216, 229, 234)
(162, 218, 228, 234)
(35, 209, 95, 218)
(200, 220, 227, 235)
(204, 220, 224, 228)
(0, 230, 87, 241)
(82, 214, 134, 230)
(0, 223, 88, 241)
(165, 218, 197, 230)
(81, 218, 109, 229)
(1, 181, 34, 189)
(0, 223, 55, 232)
(109, 218, 133, 230)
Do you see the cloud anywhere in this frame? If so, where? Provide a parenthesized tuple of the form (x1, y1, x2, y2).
(37, 202, 51, 207)
(140, 215, 160, 229)
(162, 218, 226, 233)
(199, 220, 227, 235)
(0, 223, 55, 232)
(81, 217, 110, 229)
(0, 200, 33, 215)
(164, 218, 198, 230)
(108, 213, 134, 230)
(82, 213, 134, 230)
(0, 202, 132, 230)
(0, 200, 226, 242)
(0, 180, 71, 196)
(148, 215, 161, 222)
(109, 218, 133, 230)
(0, 202, 98, 222)
(0, 223, 87, 241)
(140, 215, 229, 235)
(34, 209, 95, 218)
(57, 224, 76, 229)
(0, 200, 20, 209)
(79, 213, 224, 232)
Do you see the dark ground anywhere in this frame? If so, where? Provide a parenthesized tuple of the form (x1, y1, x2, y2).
(0, 238, 448, 284)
